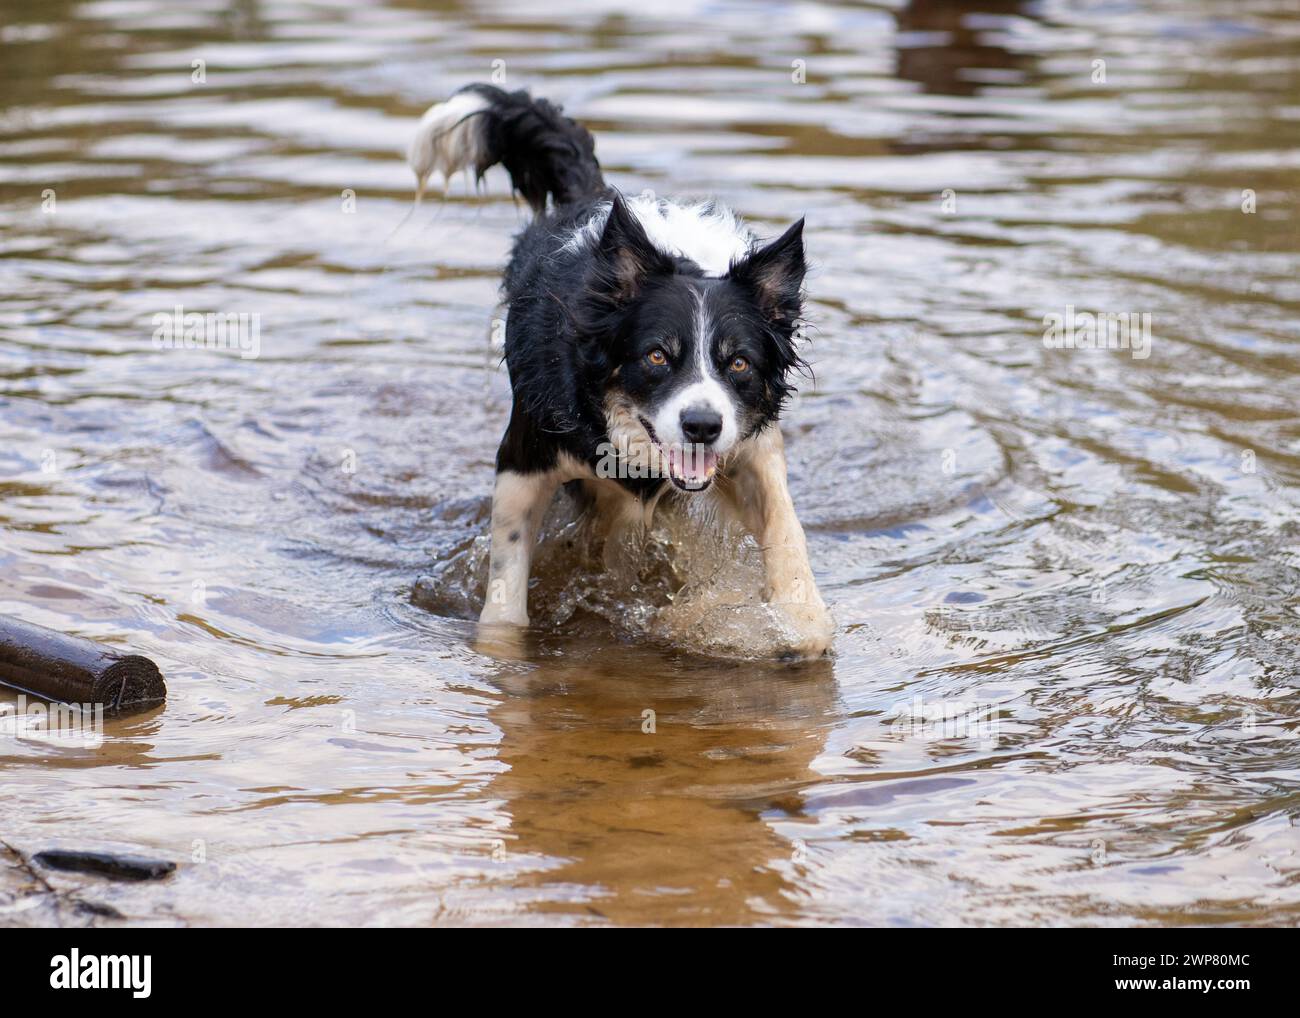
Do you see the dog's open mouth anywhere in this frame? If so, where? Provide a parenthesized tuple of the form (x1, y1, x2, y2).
(639, 417, 718, 492)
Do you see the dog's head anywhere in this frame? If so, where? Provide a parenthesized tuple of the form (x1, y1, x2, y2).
(578, 195, 807, 492)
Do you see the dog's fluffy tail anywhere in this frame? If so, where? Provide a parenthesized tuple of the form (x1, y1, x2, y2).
(407, 83, 605, 213)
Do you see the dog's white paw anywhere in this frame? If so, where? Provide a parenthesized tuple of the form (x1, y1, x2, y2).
(772, 598, 834, 661)
(474, 616, 530, 662)
(479, 603, 528, 627)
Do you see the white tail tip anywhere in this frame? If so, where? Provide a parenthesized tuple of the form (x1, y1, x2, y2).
(406, 90, 491, 202)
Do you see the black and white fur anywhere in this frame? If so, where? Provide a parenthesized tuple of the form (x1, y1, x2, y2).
(409, 84, 833, 659)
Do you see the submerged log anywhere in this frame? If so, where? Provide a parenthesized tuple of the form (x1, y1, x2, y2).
(0, 615, 166, 713)
(34, 849, 176, 882)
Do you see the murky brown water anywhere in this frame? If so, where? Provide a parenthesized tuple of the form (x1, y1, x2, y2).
(2, 0, 1299, 926)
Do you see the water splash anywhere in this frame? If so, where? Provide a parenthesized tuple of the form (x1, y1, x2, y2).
(411, 486, 823, 660)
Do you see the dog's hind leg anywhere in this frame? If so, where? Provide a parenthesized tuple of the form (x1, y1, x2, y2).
(479, 469, 559, 627)
(717, 426, 833, 659)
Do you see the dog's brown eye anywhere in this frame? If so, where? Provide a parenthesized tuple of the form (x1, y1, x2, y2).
(647, 349, 667, 367)
(730, 356, 749, 373)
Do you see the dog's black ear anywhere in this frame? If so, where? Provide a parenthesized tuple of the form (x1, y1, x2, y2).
(589, 193, 674, 302)
(727, 218, 806, 327)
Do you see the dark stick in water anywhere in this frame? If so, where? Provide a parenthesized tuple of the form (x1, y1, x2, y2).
(33, 849, 176, 882)
(0, 615, 166, 713)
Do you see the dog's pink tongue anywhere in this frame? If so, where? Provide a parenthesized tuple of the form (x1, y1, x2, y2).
(670, 445, 719, 483)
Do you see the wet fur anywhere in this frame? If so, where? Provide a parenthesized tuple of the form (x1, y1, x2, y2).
(498, 198, 806, 489)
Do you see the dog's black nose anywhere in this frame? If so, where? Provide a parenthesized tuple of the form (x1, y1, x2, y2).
(680, 407, 722, 445)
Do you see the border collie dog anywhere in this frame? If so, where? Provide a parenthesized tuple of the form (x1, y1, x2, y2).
(409, 84, 833, 659)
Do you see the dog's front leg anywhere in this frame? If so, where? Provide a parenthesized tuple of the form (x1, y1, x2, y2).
(479, 469, 558, 627)
(719, 426, 833, 659)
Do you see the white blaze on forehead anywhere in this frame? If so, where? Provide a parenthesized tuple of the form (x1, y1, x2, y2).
(564, 194, 752, 276)
(650, 289, 741, 455)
